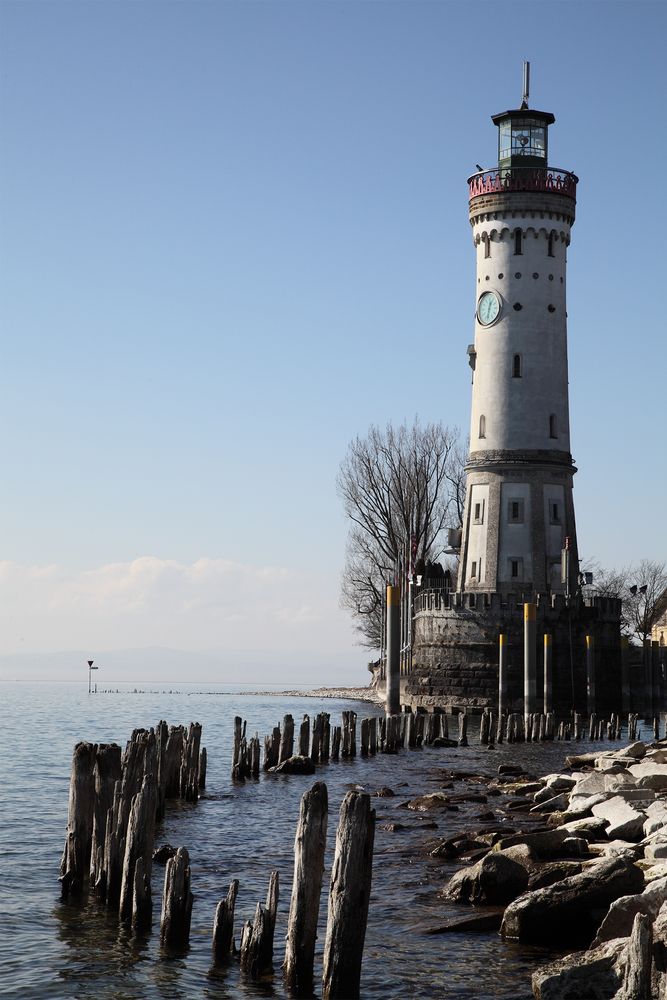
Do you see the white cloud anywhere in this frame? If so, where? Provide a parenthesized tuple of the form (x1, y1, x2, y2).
(0, 557, 358, 672)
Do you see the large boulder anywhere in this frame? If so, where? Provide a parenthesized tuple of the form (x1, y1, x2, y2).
(500, 856, 644, 947)
(532, 937, 627, 1000)
(592, 875, 667, 945)
(558, 816, 609, 840)
(591, 795, 648, 841)
(494, 828, 572, 858)
(443, 846, 530, 905)
(644, 800, 667, 837)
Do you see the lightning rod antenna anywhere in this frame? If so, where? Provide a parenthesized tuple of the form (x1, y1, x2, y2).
(522, 61, 530, 109)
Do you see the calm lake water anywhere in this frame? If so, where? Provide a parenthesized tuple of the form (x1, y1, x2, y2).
(0, 681, 613, 999)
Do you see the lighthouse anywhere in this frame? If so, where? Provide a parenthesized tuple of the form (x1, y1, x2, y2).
(405, 69, 622, 716)
(457, 66, 579, 598)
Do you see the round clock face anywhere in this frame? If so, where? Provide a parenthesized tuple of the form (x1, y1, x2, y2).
(477, 290, 501, 326)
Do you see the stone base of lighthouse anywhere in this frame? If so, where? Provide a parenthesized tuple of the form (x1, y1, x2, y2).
(402, 591, 623, 716)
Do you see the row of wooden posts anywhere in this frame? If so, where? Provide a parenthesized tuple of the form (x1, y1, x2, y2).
(232, 707, 657, 782)
(60, 722, 376, 998)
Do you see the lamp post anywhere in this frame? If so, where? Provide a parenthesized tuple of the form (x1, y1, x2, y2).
(88, 659, 98, 694)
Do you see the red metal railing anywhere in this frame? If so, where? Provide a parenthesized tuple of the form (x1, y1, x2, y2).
(468, 167, 578, 202)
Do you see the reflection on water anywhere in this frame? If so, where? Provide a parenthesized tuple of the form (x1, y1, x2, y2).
(0, 682, 612, 999)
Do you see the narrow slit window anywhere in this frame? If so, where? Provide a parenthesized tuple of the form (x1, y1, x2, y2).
(478, 558, 482, 580)
(508, 499, 524, 523)
(548, 231, 555, 257)
(471, 561, 477, 579)
(549, 501, 561, 524)
(549, 414, 558, 438)
(483, 234, 491, 259)
(479, 414, 486, 439)
(474, 500, 484, 524)
(512, 354, 522, 378)
(514, 228, 523, 255)
(510, 559, 521, 579)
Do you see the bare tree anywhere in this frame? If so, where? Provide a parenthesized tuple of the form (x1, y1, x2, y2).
(588, 559, 667, 645)
(337, 420, 464, 649)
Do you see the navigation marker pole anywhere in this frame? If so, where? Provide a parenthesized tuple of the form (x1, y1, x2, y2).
(88, 659, 98, 694)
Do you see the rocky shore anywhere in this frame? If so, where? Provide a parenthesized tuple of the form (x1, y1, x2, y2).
(434, 737, 667, 999)
(236, 686, 381, 704)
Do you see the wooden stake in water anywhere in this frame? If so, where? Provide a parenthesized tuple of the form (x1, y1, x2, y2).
(322, 791, 375, 1000)
(212, 880, 239, 965)
(284, 782, 328, 996)
(160, 847, 193, 950)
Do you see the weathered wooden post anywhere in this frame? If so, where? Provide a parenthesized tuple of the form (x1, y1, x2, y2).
(457, 712, 468, 747)
(240, 872, 279, 978)
(523, 603, 537, 726)
(386, 584, 400, 716)
(623, 912, 652, 1000)
(279, 715, 295, 765)
(160, 847, 193, 950)
(119, 773, 157, 926)
(284, 782, 328, 996)
(543, 632, 552, 714)
(586, 634, 596, 716)
(621, 636, 631, 714)
(212, 880, 239, 965)
(90, 743, 122, 893)
(180, 722, 201, 802)
(60, 741, 98, 899)
(198, 748, 207, 790)
(322, 791, 375, 1000)
(299, 715, 310, 757)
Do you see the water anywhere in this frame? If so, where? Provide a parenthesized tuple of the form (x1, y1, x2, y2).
(0, 681, 602, 999)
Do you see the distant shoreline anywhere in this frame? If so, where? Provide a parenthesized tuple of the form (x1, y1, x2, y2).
(83, 684, 382, 703)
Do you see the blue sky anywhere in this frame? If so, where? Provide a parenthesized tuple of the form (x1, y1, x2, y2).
(0, 1, 665, 682)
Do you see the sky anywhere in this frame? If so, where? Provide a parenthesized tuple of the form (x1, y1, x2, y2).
(0, 0, 665, 684)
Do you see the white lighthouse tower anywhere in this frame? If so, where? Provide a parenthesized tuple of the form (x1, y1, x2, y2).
(457, 67, 579, 598)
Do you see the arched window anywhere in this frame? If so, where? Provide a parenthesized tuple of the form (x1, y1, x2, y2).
(512, 354, 522, 378)
(548, 231, 555, 257)
(514, 228, 523, 255)
(479, 415, 486, 439)
(549, 414, 558, 438)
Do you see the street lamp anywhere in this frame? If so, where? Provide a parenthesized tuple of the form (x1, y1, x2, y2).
(88, 659, 98, 694)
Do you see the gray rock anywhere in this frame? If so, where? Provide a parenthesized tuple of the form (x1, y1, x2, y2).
(530, 792, 571, 814)
(494, 828, 571, 858)
(591, 796, 648, 841)
(558, 817, 609, 840)
(269, 755, 316, 775)
(444, 847, 530, 905)
(425, 911, 503, 934)
(527, 860, 583, 890)
(643, 800, 667, 837)
(532, 937, 627, 1000)
(500, 856, 644, 946)
(564, 791, 612, 819)
(592, 874, 667, 945)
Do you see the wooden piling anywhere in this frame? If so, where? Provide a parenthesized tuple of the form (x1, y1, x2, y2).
(89, 743, 122, 893)
(322, 791, 375, 1000)
(198, 748, 207, 790)
(279, 715, 295, 765)
(299, 715, 310, 757)
(212, 880, 239, 965)
(180, 722, 201, 802)
(119, 773, 157, 925)
(160, 847, 193, 950)
(457, 713, 468, 747)
(60, 741, 98, 898)
(284, 782, 328, 996)
(240, 872, 279, 978)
